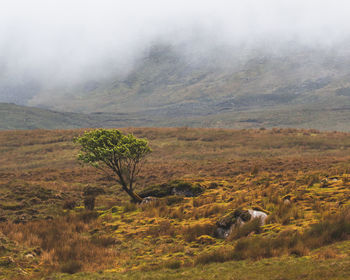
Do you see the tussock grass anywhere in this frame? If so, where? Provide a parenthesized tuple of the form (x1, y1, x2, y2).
(0, 213, 117, 273)
(0, 127, 350, 277)
(196, 209, 350, 265)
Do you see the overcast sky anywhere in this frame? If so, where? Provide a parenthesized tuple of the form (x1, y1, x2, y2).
(1, 0, 350, 100)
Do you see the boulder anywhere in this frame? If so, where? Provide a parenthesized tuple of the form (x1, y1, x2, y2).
(216, 208, 267, 239)
(247, 209, 267, 225)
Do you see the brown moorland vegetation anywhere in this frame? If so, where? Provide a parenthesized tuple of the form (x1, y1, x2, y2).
(0, 127, 349, 279)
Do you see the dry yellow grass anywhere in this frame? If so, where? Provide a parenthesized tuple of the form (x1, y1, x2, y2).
(0, 127, 349, 278)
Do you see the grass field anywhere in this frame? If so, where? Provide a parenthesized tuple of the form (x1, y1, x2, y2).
(0, 127, 349, 279)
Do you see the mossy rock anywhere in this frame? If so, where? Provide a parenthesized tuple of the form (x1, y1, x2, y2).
(216, 211, 237, 229)
(139, 180, 204, 198)
(139, 183, 172, 198)
(172, 181, 204, 197)
(216, 208, 252, 229)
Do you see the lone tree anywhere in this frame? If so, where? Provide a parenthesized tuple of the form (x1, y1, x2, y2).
(75, 129, 151, 203)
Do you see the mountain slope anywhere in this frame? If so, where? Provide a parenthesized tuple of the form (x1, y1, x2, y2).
(2, 43, 350, 130)
(0, 103, 151, 130)
(29, 44, 350, 116)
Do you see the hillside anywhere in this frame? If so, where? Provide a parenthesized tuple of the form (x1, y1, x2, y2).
(24, 44, 350, 130)
(0, 128, 350, 279)
(0, 103, 154, 130)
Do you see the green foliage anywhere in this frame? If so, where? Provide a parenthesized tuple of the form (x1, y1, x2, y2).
(75, 129, 151, 202)
(75, 129, 151, 168)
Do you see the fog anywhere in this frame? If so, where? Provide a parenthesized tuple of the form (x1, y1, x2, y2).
(1, 0, 350, 104)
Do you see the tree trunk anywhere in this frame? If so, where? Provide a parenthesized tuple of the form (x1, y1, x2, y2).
(123, 186, 143, 203)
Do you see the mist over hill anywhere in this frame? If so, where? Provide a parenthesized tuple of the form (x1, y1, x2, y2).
(27, 42, 350, 113)
(20, 42, 350, 131)
(1, 1, 350, 130)
(2, 42, 350, 130)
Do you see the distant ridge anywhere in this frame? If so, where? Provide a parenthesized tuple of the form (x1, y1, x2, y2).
(2, 102, 350, 131)
(3, 44, 350, 130)
(0, 103, 147, 130)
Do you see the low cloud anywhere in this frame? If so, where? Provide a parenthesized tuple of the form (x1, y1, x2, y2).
(1, 0, 350, 103)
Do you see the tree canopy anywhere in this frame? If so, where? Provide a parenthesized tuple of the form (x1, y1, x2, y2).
(75, 129, 151, 202)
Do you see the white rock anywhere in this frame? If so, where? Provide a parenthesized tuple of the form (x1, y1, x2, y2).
(248, 210, 268, 225)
